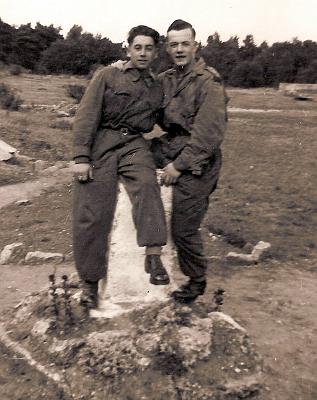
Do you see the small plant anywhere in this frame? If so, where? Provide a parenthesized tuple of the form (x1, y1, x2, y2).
(0, 83, 23, 111)
(65, 84, 86, 103)
(212, 288, 225, 311)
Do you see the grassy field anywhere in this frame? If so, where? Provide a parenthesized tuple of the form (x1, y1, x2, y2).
(0, 71, 317, 399)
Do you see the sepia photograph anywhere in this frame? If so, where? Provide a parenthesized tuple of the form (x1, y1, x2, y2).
(0, 0, 316, 398)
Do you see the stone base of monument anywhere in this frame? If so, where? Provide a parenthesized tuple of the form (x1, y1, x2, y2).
(1, 290, 263, 400)
(91, 181, 178, 319)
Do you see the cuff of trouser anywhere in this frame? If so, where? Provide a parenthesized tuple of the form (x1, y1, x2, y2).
(145, 246, 162, 256)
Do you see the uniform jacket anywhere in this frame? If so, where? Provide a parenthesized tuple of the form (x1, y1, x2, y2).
(72, 61, 163, 162)
(154, 58, 228, 175)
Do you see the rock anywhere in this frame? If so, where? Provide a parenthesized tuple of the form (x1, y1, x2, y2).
(24, 251, 65, 264)
(251, 241, 271, 260)
(54, 161, 69, 169)
(225, 241, 271, 265)
(0, 242, 25, 265)
(225, 252, 255, 265)
(31, 319, 51, 336)
(15, 199, 31, 206)
(39, 166, 59, 176)
(33, 159, 50, 173)
(56, 111, 70, 118)
(15, 153, 34, 166)
(0, 139, 16, 161)
(3, 297, 263, 399)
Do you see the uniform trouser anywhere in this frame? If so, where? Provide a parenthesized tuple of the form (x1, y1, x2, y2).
(171, 157, 221, 279)
(72, 139, 167, 282)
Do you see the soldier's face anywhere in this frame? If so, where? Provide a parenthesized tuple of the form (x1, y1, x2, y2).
(167, 28, 197, 67)
(128, 35, 157, 70)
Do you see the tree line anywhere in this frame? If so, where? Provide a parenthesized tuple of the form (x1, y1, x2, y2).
(1, 19, 317, 87)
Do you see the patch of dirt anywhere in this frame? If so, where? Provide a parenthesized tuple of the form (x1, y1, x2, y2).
(0, 183, 73, 258)
(0, 108, 73, 163)
(0, 342, 69, 400)
(0, 158, 35, 186)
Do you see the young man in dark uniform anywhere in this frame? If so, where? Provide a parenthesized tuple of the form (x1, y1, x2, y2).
(153, 20, 228, 303)
(72, 25, 169, 309)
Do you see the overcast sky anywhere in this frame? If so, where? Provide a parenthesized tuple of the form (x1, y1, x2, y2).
(1, 0, 317, 45)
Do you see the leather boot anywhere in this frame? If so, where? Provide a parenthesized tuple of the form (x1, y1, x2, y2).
(145, 255, 170, 285)
(172, 278, 206, 303)
(80, 280, 98, 310)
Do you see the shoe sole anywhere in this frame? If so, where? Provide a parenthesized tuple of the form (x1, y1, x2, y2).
(171, 291, 201, 303)
(150, 275, 170, 285)
(145, 261, 170, 285)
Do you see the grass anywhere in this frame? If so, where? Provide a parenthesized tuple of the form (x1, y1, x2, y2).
(205, 104, 317, 261)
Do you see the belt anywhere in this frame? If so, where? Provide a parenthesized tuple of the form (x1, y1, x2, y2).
(119, 127, 131, 136)
(102, 125, 138, 136)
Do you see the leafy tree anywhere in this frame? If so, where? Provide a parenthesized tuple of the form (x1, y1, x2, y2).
(0, 19, 15, 63)
(229, 61, 264, 87)
(40, 25, 124, 74)
(66, 24, 83, 41)
(240, 34, 260, 61)
(7, 22, 61, 70)
(296, 60, 317, 83)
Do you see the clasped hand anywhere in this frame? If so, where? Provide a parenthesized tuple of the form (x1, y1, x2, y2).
(73, 163, 93, 182)
(160, 163, 181, 186)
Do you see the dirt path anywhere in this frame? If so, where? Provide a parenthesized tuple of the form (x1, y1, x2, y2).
(0, 169, 74, 209)
(0, 177, 57, 208)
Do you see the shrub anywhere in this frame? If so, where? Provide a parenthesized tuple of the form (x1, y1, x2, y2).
(65, 84, 86, 103)
(228, 61, 265, 88)
(9, 64, 22, 76)
(0, 83, 23, 110)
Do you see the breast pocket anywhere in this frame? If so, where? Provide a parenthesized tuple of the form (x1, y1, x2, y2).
(103, 88, 132, 115)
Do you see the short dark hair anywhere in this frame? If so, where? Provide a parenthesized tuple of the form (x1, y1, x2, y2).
(167, 19, 196, 39)
(127, 25, 160, 46)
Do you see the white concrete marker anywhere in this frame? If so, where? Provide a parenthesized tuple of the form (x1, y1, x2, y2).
(91, 178, 177, 318)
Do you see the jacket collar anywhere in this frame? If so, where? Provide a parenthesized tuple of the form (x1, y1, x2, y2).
(165, 57, 206, 78)
(122, 60, 155, 84)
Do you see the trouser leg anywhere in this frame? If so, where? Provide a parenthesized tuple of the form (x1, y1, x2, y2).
(72, 153, 118, 282)
(118, 140, 167, 247)
(171, 160, 221, 279)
